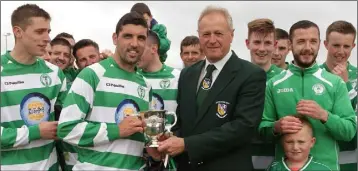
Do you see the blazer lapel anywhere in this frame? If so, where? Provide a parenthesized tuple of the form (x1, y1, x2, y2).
(194, 51, 241, 125)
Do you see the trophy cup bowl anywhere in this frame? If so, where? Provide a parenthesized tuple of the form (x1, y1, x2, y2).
(142, 110, 177, 147)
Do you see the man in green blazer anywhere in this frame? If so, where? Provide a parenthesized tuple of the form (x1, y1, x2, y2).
(158, 6, 266, 171)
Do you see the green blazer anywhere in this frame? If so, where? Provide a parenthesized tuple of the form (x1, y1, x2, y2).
(173, 51, 267, 171)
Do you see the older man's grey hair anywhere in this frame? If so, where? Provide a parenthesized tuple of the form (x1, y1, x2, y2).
(198, 5, 234, 30)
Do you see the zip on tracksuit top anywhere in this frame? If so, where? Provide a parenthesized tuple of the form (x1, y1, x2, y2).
(259, 63, 356, 171)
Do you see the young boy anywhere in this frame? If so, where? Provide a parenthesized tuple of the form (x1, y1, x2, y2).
(130, 2, 171, 63)
(267, 116, 332, 171)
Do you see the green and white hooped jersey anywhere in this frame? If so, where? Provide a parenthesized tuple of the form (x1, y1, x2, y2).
(1, 52, 67, 170)
(138, 64, 180, 113)
(58, 57, 152, 170)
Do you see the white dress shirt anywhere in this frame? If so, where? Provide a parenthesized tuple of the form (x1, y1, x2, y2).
(197, 50, 233, 90)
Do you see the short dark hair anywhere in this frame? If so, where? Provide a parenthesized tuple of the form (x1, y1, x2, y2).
(289, 20, 320, 42)
(115, 11, 148, 35)
(326, 20, 356, 42)
(180, 36, 201, 54)
(147, 30, 160, 55)
(130, 3, 152, 16)
(72, 39, 100, 59)
(11, 4, 51, 30)
(275, 28, 289, 40)
(50, 38, 71, 50)
(55, 32, 74, 41)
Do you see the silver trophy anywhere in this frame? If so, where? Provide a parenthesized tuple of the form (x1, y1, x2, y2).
(142, 110, 177, 147)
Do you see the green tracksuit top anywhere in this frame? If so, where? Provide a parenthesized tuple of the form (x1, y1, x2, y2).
(320, 62, 357, 110)
(320, 62, 357, 171)
(267, 64, 284, 81)
(259, 63, 356, 171)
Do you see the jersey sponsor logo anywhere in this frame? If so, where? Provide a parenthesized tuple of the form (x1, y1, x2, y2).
(151, 93, 164, 110)
(160, 79, 171, 89)
(216, 101, 229, 118)
(4, 80, 24, 85)
(115, 99, 140, 124)
(40, 73, 52, 87)
(106, 83, 124, 88)
(202, 78, 212, 90)
(137, 86, 146, 99)
(312, 83, 325, 95)
(20, 92, 51, 126)
(277, 88, 294, 93)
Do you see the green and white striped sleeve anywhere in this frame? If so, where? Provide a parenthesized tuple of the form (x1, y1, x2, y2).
(57, 67, 120, 147)
(1, 125, 41, 149)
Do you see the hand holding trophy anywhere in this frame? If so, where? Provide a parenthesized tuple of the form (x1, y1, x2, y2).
(141, 110, 177, 147)
(140, 110, 177, 168)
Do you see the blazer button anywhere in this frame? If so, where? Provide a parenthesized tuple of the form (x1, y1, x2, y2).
(188, 161, 191, 164)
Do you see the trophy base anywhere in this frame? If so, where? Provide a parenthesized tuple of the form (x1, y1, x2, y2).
(146, 140, 159, 148)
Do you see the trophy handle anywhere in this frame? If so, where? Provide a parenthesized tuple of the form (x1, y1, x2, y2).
(165, 111, 177, 132)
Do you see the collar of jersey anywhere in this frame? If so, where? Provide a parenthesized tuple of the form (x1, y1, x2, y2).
(282, 154, 313, 171)
(322, 61, 353, 73)
(4, 51, 39, 66)
(267, 64, 278, 73)
(108, 56, 138, 73)
(138, 64, 167, 75)
(288, 62, 319, 75)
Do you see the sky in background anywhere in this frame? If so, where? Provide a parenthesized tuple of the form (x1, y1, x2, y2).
(1, 1, 357, 69)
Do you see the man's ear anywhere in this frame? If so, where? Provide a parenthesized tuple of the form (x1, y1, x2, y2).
(13, 26, 23, 39)
(112, 33, 117, 45)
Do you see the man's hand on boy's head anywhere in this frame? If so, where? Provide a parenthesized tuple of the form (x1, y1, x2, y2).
(296, 100, 328, 122)
(274, 116, 303, 134)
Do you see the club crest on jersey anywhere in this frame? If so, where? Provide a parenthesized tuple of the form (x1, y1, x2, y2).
(40, 73, 52, 87)
(137, 86, 146, 99)
(160, 79, 171, 89)
(115, 99, 140, 124)
(216, 101, 229, 118)
(312, 83, 325, 95)
(202, 78, 212, 90)
(20, 92, 51, 126)
(151, 93, 164, 110)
